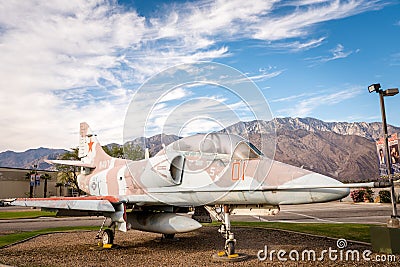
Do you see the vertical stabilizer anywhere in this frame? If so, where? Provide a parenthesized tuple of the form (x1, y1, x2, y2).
(78, 122, 111, 165)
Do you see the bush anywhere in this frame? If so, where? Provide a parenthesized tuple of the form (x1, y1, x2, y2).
(350, 189, 374, 203)
(350, 190, 365, 202)
(364, 188, 374, 202)
(379, 190, 391, 203)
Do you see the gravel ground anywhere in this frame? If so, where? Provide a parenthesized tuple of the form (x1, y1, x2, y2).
(0, 227, 398, 266)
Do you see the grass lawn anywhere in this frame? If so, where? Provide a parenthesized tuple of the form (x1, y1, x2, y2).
(0, 210, 98, 248)
(0, 210, 56, 220)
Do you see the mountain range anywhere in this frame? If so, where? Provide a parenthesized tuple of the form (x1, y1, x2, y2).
(221, 118, 400, 182)
(0, 147, 67, 170)
(1, 117, 399, 182)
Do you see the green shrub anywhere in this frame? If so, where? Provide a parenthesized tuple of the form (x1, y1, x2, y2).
(379, 190, 391, 203)
(350, 189, 374, 203)
(365, 188, 374, 202)
(350, 189, 364, 202)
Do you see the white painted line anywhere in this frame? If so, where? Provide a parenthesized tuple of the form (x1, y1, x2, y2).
(281, 211, 340, 223)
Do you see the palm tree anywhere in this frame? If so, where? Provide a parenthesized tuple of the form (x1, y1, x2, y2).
(40, 173, 52, 198)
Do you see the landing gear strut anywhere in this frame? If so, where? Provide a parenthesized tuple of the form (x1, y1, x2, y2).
(95, 218, 115, 247)
(212, 205, 248, 262)
(218, 205, 236, 255)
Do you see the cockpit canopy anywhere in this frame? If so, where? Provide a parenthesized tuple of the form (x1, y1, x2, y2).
(167, 133, 263, 160)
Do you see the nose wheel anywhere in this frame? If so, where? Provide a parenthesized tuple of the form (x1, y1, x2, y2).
(212, 205, 248, 262)
(226, 237, 235, 255)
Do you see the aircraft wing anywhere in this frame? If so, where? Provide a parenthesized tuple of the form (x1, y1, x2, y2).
(11, 194, 164, 211)
(11, 196, 121, 212)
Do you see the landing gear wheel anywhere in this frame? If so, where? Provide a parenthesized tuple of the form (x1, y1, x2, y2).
(163, 233, 175, 240)
(102, 229, 114, 245)
(226, 241, 235, 255)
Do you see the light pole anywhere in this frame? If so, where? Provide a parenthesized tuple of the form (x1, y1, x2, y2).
(368, 83, 399, 227)
(33, 164, 37, 198)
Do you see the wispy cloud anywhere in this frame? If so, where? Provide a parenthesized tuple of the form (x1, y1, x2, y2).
(288, 0, 332, 5)
(246, 67, 285, 82)
(158, 87, 193, 103)
(271, 92, 318, 103)
(328, 44, 354, 61)
(269, 37, 326, 52)
(275, 87, 363, 117)
(252, 0, 384, 41)
(144, 97, 255, 138)
(390, 52, 400, 66)
(307, 44, 357, 65)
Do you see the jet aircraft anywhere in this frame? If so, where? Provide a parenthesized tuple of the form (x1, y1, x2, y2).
(12, 122, 390, 256)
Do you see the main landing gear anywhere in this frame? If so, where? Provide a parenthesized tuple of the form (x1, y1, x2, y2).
(212, 205, 248, 262)
(102, 229, 114, 245)
(96, 218, 115, 247)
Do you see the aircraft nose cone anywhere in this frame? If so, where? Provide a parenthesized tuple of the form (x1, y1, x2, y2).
(272, 171, 350, 204)
(306, 173, 350, 202)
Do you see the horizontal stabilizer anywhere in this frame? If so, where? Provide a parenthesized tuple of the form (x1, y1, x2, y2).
(45, 159, 95, 168)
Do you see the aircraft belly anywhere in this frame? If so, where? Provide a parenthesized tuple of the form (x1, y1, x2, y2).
(205, 191, 271, 205)
(272, 189, 313, 204)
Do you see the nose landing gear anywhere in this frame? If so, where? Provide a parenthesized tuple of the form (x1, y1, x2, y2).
(212, 205, 248, 262)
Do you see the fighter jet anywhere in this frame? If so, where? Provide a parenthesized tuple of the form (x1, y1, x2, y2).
(12, 122, 390, 256)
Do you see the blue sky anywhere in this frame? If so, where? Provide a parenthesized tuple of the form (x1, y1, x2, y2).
(0, 0, 399, 151)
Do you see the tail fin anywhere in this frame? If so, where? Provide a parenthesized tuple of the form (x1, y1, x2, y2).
(79, 122, 111, 165)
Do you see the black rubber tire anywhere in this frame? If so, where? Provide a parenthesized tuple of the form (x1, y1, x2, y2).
(102, 229, 114, 245)
(163, 233, 175, 239)
(227, 242, 235, 255)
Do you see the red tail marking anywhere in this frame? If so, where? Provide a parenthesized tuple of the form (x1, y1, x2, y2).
(88, 138, 94, 152)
